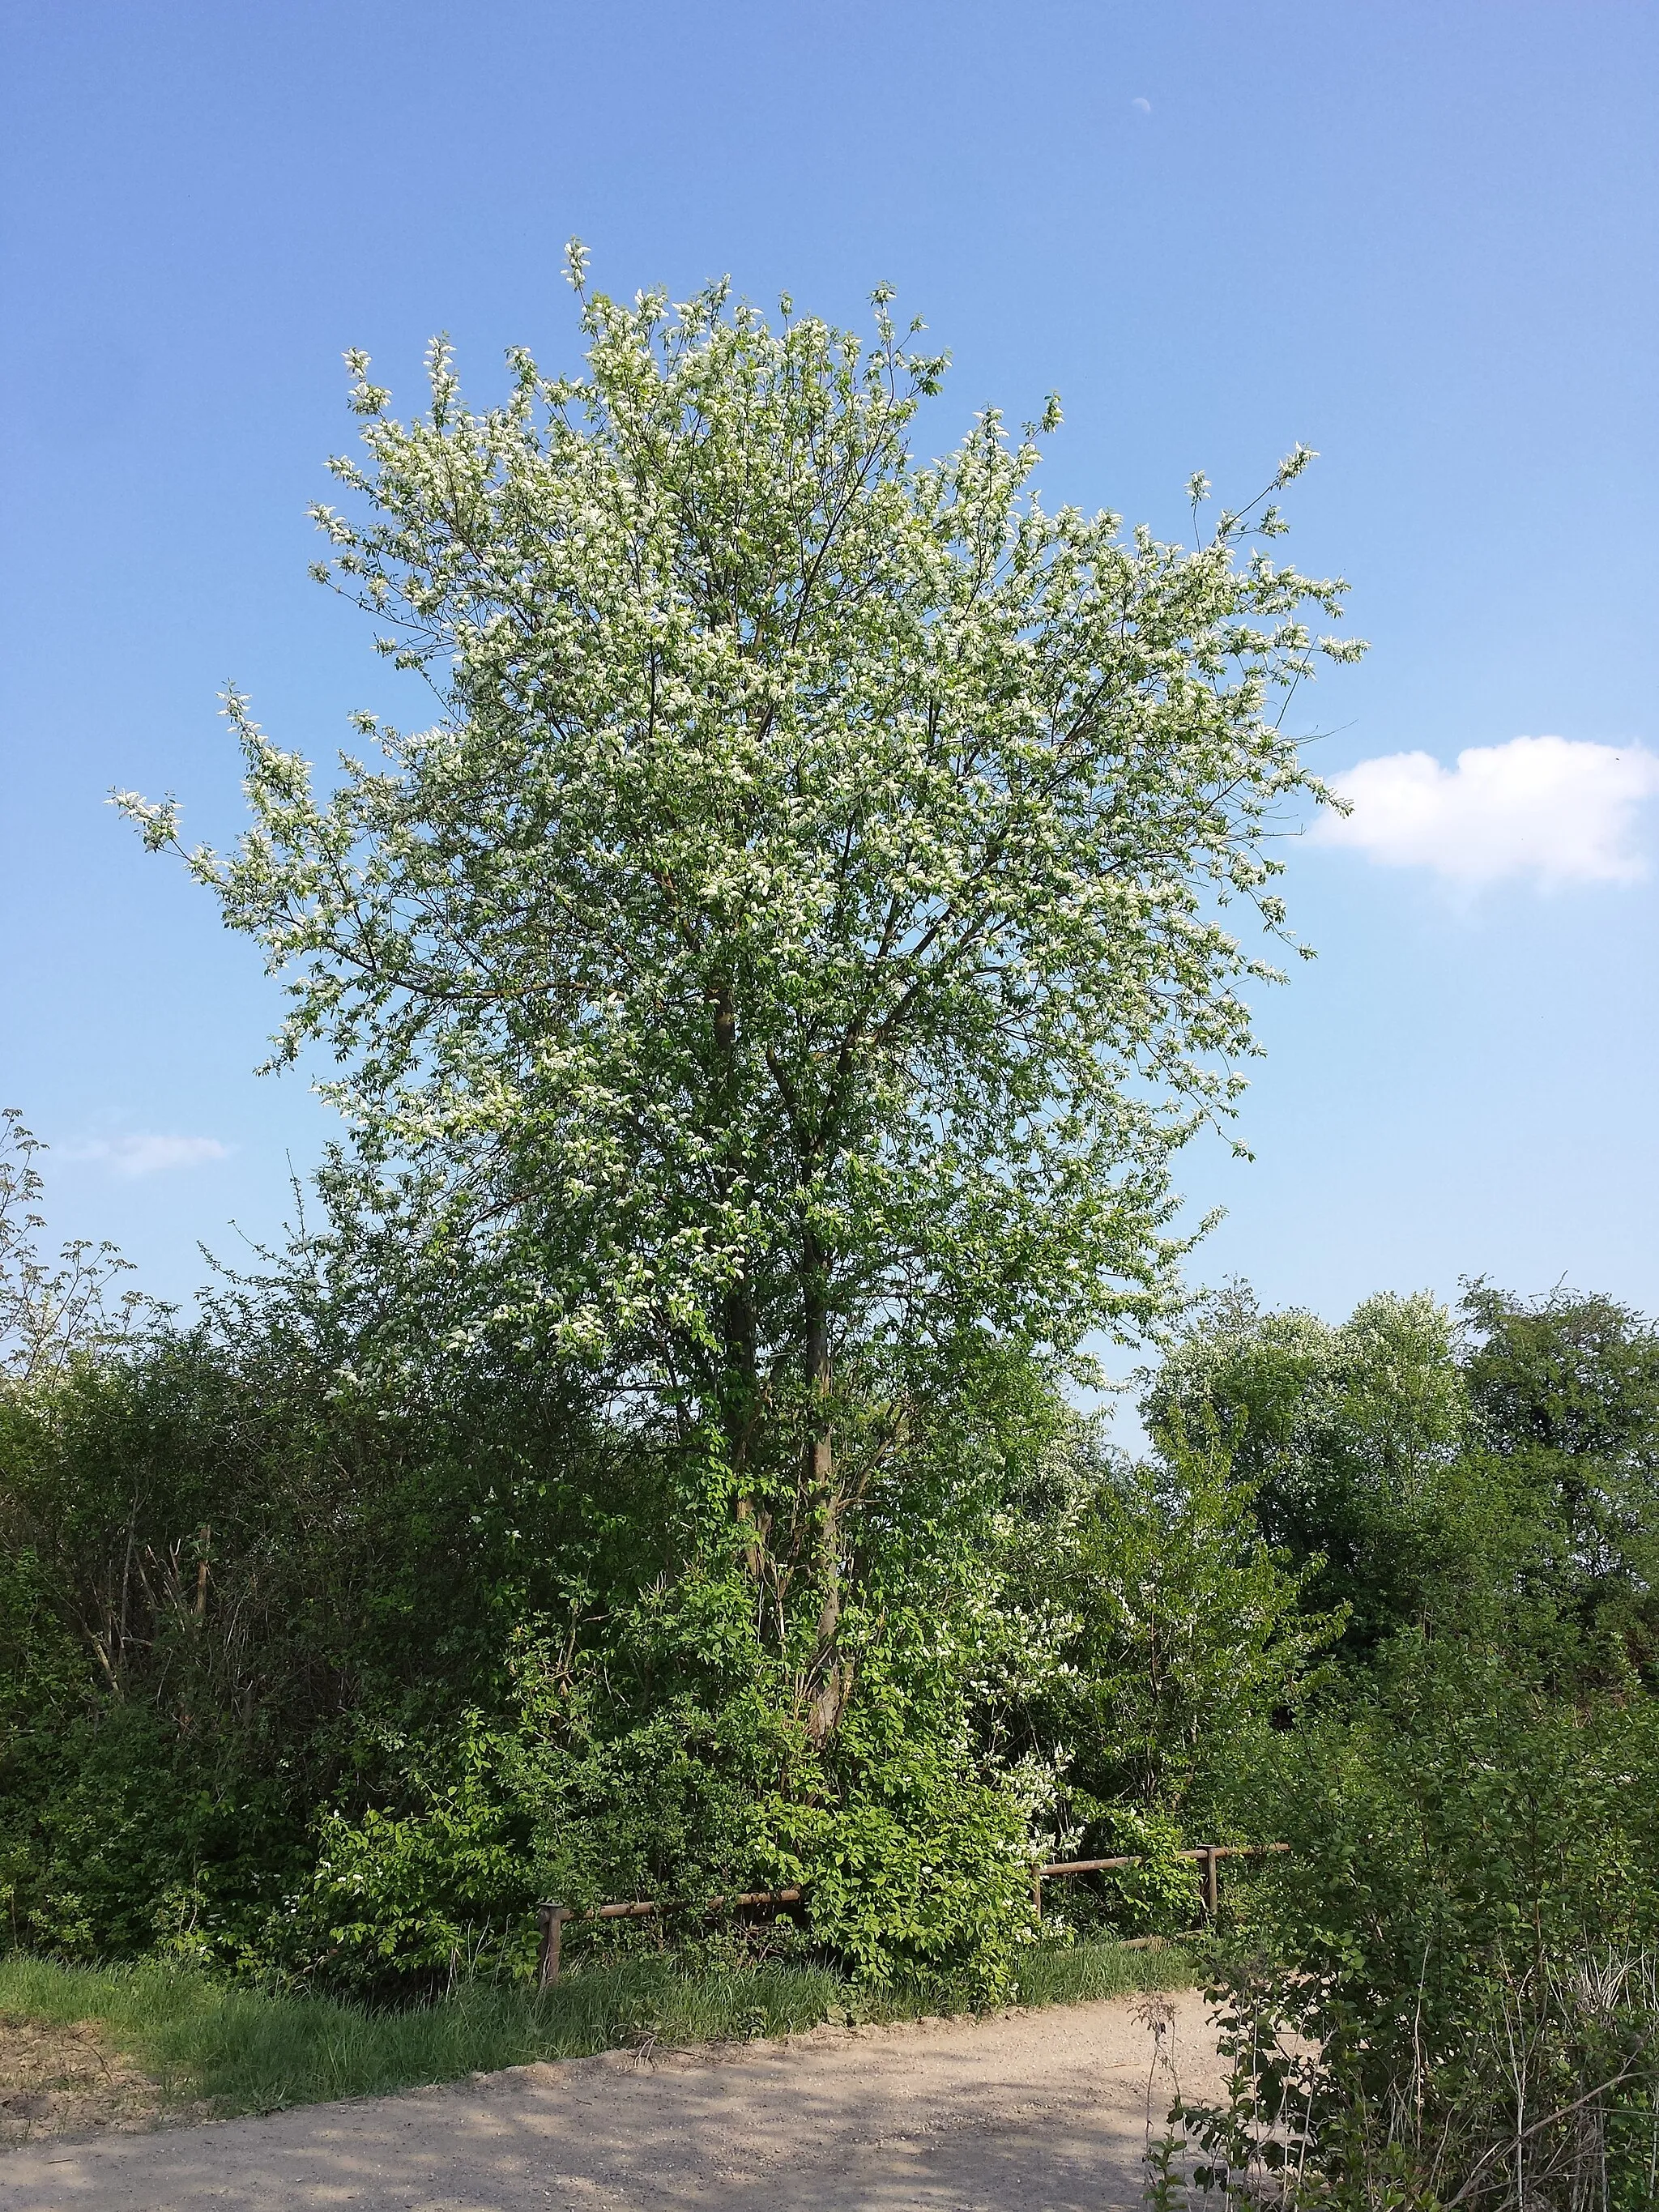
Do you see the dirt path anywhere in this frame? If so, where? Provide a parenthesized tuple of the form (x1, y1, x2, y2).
(0, 1988, 1222, 2210)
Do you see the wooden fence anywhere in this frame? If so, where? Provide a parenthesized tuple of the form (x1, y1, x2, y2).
(535, 1843, 1288, 1985)
(1032, 1840, 1290, 1920)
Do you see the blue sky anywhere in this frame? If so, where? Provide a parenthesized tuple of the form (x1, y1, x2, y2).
(2, 0, 1657, 1356)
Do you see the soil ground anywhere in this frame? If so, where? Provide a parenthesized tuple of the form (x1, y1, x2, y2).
(0, 2018, 208, 2150)
(0, 1986, 1222, 2210)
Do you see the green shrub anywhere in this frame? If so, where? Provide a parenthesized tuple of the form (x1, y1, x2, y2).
(1184, 1645, 1659, 2208)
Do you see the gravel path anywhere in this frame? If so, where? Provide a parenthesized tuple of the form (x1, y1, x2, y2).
(0, 1988, 1221, 2211)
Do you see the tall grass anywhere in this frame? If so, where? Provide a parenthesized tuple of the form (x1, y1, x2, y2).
(0, 1938, 1192, 2120)
(1013, 1937, 1190, 2008)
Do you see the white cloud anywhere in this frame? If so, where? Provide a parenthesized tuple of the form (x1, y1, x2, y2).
(60, 1133, 232, 1178)
(1313, 735, 1659, 887)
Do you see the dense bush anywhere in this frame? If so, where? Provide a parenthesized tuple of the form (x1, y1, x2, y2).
(1180, 1644, 1659, 2207)
(0, 1271, 1313, 1997)
(0, 1217, 1146, 1997)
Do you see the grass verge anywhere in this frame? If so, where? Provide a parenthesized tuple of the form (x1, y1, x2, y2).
(0, 1937, 1193, 2123)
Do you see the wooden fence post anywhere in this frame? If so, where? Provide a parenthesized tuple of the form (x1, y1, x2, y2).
(537, 1905, 568, 1988)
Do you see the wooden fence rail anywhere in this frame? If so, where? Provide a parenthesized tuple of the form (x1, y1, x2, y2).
(535, 1843, 1289, 1986)
(1031, 1840, 1290, 1920)
(537, 1887, 805, 1986)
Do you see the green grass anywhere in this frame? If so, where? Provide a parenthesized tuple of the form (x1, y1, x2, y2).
(1010, 1934, 1194, 2007)
(0, 1937, 1193, 2123)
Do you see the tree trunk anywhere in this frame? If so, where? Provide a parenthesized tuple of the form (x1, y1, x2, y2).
(803, 1287, 849, 1743)
(712, 979, 765, 1576)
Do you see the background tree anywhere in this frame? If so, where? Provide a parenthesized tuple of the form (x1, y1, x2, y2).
(1463, 1281, 1659, 1682)
(1145, 1285, 1487, 1660)
(1151, 1279, 1659, 1689)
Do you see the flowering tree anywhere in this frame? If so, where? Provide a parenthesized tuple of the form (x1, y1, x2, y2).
(0, 1110, 149, 1385)
(120, 253, 1360, 1744)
